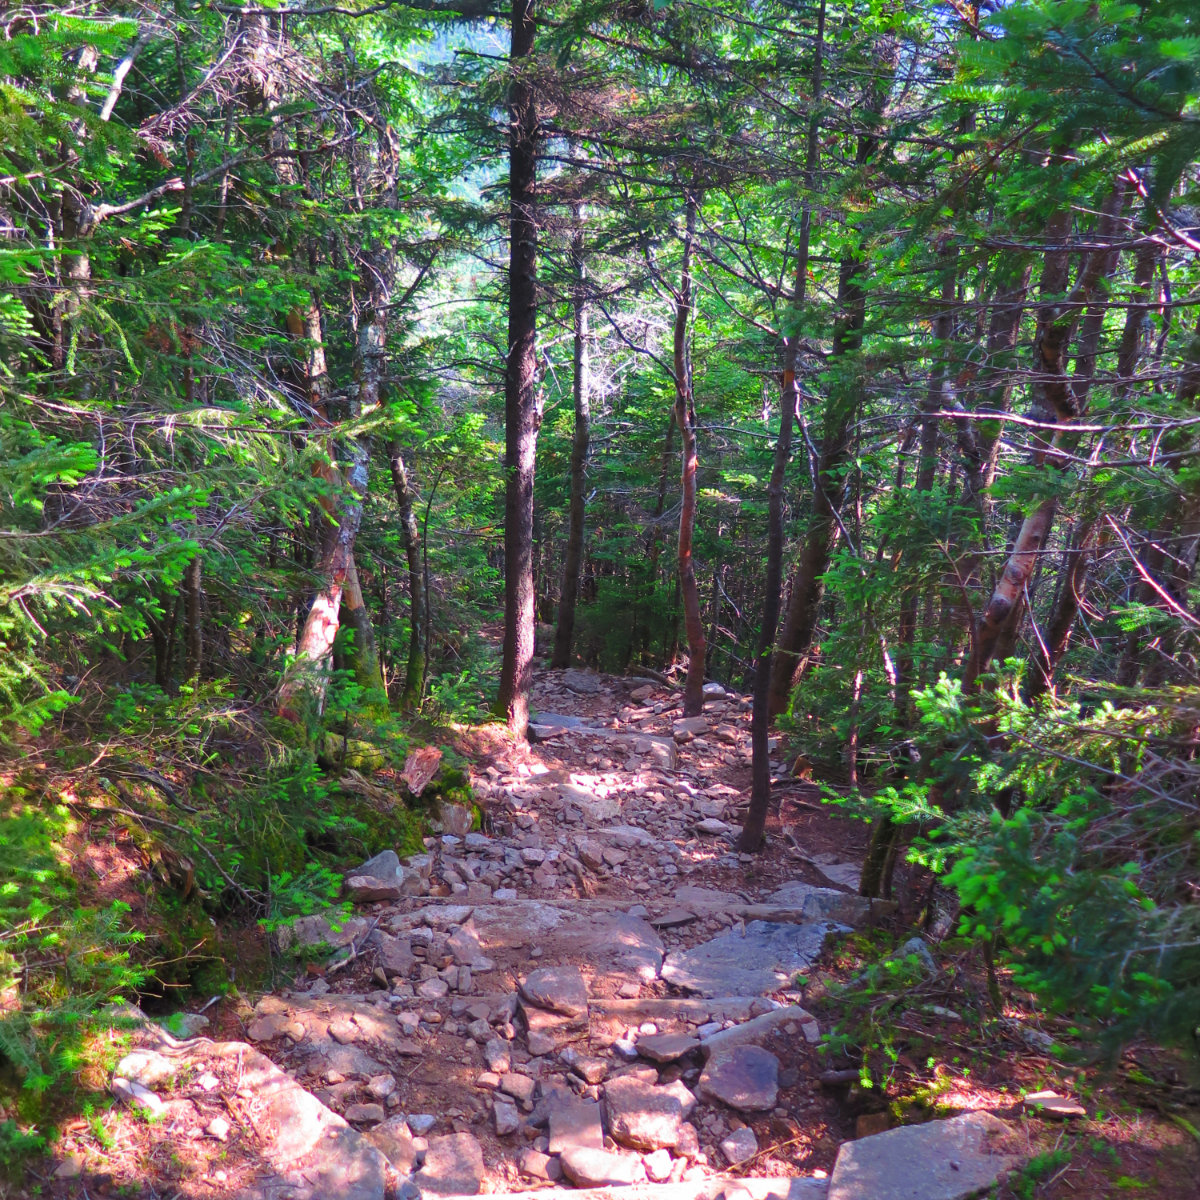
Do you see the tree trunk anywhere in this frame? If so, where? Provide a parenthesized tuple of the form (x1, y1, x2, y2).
(276, 445, 368, 722)
(184, 553, 203, 681)
(1025, 518, 1097, 702)
(738, 0, 824, 852)
(674, 192, 707, 718)
(552, 216, 590, 668)
(389, 443, 426, 711)
(495, 0, 541, 734)
(766, 38, 896, 717)
(765, 253, 864, 717)
(340, 553, 386, 702)
(964, 186, 1128, 690)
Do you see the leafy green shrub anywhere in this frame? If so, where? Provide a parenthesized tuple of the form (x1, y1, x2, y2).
(855, 676, 1200, 1051)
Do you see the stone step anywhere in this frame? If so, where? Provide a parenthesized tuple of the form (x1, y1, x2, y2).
(426, 1176, 828, 1200)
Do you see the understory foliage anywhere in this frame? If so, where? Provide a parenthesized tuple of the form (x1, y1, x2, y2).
(1, 0, 1200, 1160)
(863, 679, 1200, 1050)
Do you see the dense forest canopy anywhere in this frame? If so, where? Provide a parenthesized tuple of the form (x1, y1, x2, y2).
(2, 0, 1199, 1176)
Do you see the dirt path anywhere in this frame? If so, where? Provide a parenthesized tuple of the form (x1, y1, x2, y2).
(49, 668, 1177, 1200)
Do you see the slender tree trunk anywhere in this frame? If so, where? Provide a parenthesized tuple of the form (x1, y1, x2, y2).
(340, 553, 386, 701)
(674, 192, 707, 718)
(641, 418, 675, 661)
(964, 186, 1128, 689)
(767, 38, 896, 718)
(1135, 320, 1200, 687)
(184, 553, 203, 681)
(389, 443, 425, 711)
(738, 0, 824, 851)
(495, 0, 541, 734)
(552, 216, 590, 668)
(276, 446, 369, 722)
(1112, 239, 1165, 685)
(1025, 518, 1096, 702)
(766, 254, 864, 717)
(276, 292, 365, 721)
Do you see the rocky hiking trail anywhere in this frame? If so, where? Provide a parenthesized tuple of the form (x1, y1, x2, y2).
(44, 668, 1035, 1200)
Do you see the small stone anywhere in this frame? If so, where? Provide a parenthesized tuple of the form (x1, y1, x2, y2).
(660, 1078, 697, 1119)
(494, 1098, 520, 1135)
(412, 1131, 485, 1196)
(644, 1148, 674, 1182)
(111, 1076, 166, 1118)
(247, 1013, 293, 1043)
(329, 1016, 359, 1044)
(484, 1038, 511, 1073)
(409, 1113, 437, 1135)
(440, 803, 474, 838)
(571, 1055, 609, 1084)
(500, 1072, 537, 1106)
(560, 1147, 642, 1187)
(447, 926, 485, 966)
(345, 1103, 385, 1125)
(54, 1155, 84, 1179)
(637, 1033, 699, 1063)
(519, 1148, 562, 1181)
(115, 1049, 176, 1088)
(374, 933, 416, 978)
(367, 1116, 418, 1172)
(720, 1125, 758, 1165)
(520, 965, 589, 1018)
(693, 818, 731, 836)
(604, 1073, 683, 1151)
(418, 978, 450, 1001)
(368, 1074, 397, 1100)
(1022, 1090, 1086, 1118)
(205, 1116, 232, 1142)
(195, 1071, 220, 1092)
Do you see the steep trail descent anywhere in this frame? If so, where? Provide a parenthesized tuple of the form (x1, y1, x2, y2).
(64, 669, 1028, 1200)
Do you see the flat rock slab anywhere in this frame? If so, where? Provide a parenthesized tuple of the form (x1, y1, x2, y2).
(828, 1112, 1021, 1200)
(549, 911, 664, 985)
(698, 1045, 779, 1112)
(661, 921, 837, 997)
(204, 1041, 385, 1200)
(560, 782, 621, 823)
(561, 669, 605, 695)
(419, 1178, 830, 1200)
(521, 965, 589, 1018)
(549, 1098, 605, 1154)
(412, 1132, 485, 1197)
(764, 883, 875, 926)
(699, 1005, 815, 1057)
